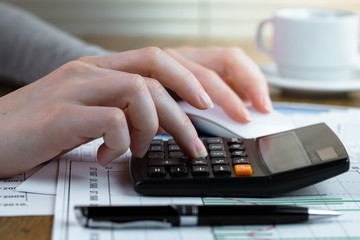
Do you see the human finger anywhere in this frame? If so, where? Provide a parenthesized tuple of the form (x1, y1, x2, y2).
(50, 105, 131, 165)
(73, 71, 160, 159)
(164, 48, 252, 123)
(79, 47, 214, 110)
(171, 47, 272, 113)
(144, 77, 207, 158)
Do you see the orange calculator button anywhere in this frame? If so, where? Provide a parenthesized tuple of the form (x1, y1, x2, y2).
(234, 164, 253, 176)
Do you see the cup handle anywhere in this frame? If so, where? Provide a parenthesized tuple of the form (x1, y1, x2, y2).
(256, 18, 274, 55)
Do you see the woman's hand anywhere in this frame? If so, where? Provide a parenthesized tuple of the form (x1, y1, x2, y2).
(0, 47, 212, 178)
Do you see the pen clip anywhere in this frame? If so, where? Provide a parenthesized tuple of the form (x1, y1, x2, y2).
(87, 220, 172, 229)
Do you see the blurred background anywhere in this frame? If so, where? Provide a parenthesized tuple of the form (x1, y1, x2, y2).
(3, 0, 360, 104)
(4, 0, 360, 54)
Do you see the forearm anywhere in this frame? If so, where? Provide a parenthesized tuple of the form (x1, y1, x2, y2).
(0, 2, 111, 86)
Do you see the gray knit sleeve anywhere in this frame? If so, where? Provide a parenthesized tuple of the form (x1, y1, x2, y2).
(0, 2, 112, 86)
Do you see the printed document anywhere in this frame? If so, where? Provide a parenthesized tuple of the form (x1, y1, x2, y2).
(51, 103, 360, 240)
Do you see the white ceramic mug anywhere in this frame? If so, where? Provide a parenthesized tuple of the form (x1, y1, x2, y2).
(256, 8, 359, 80)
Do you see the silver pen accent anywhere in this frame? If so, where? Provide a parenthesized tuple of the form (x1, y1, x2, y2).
(308, 209, 341, 220)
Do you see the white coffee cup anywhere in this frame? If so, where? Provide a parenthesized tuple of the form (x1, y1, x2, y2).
(256, 8, 359, 80)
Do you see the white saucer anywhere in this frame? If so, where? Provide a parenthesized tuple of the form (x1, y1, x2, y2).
(260, 63, 360, 93)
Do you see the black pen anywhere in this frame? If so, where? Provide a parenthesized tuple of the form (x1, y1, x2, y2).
(74, 205, 340, 228)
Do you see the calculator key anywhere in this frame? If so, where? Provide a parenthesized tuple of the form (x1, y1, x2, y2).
(190, 158, 208, 165)
(167, 139, 176, 145)
(148, 152, 165, 159)
(228, 138, 243, 145)
(229, 144, 245, 151)
(234, 164, 253, 176)
(232, 157, 249, 165)
(151, 139, 164, 145)
(213, 165, 231, 176)
(191, 166, 210, 176)
(211, 158, 228, 165)
(148, 145, 164, 152)
(169, 151, 186, 159)
(148, 166, 166, 177)
(208, 144, 225, 151)
(210, 151, 227, 158)
(206, 138, 223, 144)
(231, 151, 247, 157)
(168, 145, 180, 151)
(148, 158, 186, 166)
(170, 166, 188, 177)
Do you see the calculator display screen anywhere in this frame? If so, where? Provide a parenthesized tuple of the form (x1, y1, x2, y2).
(258, 132, 311, 173)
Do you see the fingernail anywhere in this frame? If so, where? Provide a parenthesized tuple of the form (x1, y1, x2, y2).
(195, 137, 208, 158)
(198, 89, 214, 109)
(263, 96, 273, 112)
(242, 108, 252, 122)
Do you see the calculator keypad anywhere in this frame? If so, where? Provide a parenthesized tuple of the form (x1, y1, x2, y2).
(147, 138, 253, 178)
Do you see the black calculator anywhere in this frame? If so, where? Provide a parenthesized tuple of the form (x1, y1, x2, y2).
(130, 123, 349, 197)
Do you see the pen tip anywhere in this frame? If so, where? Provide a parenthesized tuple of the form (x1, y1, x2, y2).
(308, 209, 341, 220)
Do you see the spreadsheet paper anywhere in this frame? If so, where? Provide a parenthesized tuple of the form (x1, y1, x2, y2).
(51, 103, 360, 240)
